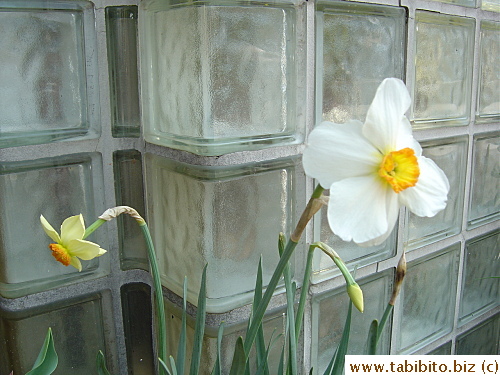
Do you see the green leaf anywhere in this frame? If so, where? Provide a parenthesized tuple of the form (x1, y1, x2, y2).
(159, 358, 173, 375)
(177, 277, 188, 375)
(189, 265, 207, 375)
(229, 336, 247, 375)
(365, 320, 379, 355)
(253, 259, 268, 375)
(211, 322, 225, 375)
(26, 327, 58, 375)
(169, 356, 178, 375)
(331, 302, 352, 375)
(96, 351, 111, 375)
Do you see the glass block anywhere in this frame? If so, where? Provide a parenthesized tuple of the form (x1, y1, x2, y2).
(311, 270, 393, 374)
(482, 0, 500, 12)
(406, 137, 467, 250)
(0, 0, 100, 148)
(427, 342, 452, 355)
(121, 283, 154, 374)
(429, 0, 476, 6)
(476, 21, 500, 123)
(139, 0, 306, 156)
(456, 315, 500, 355)
(113, 150, 148, 270)
(396, 244, 460, 353)
(0, 153, 107, 298)
(459, 231, 500, 325)
(106, 6, 141, 137)
(312, 193, 396, 283)
(412, 11, 475, 127)
(0, 293, 116, 374)
(145, 154, 304, 312)
(164, 298, 286, 374)
(468, 133, 500, 227)
(316, 2, 406, 124)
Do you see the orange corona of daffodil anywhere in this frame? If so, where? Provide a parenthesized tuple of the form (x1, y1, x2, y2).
(303, 78, 450, 246)
(40, 214, 107, 271)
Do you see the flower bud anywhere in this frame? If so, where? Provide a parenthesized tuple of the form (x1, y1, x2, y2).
(347, 282, 364, 313)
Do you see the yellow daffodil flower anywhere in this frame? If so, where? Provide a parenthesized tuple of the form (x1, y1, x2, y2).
(303, 78, 450, 246)
(40, 214, 107, 271)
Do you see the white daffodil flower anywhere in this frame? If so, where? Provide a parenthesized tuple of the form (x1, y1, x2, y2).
(303, 78, 450, 246)
(40, 214, 107, 271)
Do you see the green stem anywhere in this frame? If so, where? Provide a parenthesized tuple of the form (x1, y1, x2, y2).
(83, 219, 106, 240)
(295, 246, 314, 341)
(139, 223, 168, 373)
(376, 303, 393, 343)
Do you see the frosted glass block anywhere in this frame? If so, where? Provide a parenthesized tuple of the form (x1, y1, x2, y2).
(311, 270, 393, 374)
(412, 12, 475, 127)
(406, 137, 467, 250)
(0, 153, 107, 298)
(113, 150, 148, 270)
(429, 0, 476, 6)
(396, 244, 460, 353)
(145, 154, 304, 312)
(0, 293, 115, 374)
(121, 283, 154, 374)
(476, 21, 500, 123)
(0, 0, 100, 148)
(106, 6, 140, 137)
(459, 231, 500, 325)
(165, 299, 285, 374)
(456, 315, 500, 355)
(427, 342, 452, 355)
(316, 2, 405, 124)
(139, 0, 306, 156)
(312, 193, 396, 283)
(468, 133, 500, 227)
(482, 0, 500, 12)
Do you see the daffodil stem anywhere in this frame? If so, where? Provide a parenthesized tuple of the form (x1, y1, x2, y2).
(83, 219, 106, 240)
(139, 223, 168, 374)
(377, 304, 393, 343)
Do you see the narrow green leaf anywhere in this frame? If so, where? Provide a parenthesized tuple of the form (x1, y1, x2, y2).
(296, 247, 315, 341)
(189, 265, 207, 375)
(169, 356, 178, 375)
(96, 350, 111, 375)
(177, 276, 188, 375)
(254, 259, 268, 375)
(159, 358, 173, 375)
(211, 322, 224, 375)
(282, 247, 297, 375)
(331, 302, 352, 375)
(365, 320, 379, 355)
(26, 327, 58, 375)
(277, 344, 285, 375)
(229, 336, 247, 375)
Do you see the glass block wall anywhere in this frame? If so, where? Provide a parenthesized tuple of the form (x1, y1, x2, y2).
(0, 0, 498, 373)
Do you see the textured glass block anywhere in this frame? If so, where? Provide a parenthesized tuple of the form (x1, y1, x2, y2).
(412, 12, 475, 127)
(0, 0, 100, 148)
(113, 150, 148, 270)
(139, 0, 306, 156)
(0, 293, 115, 374)
(311, 270, 393, 373)
(468, 133, 500, 227)
(477, 21, 500, 123)
(106, 6, 140, 137)
(0, 153, 107, 298)
(456, 315, 500, 355)
(121, 283, 154, 374)
(396, 244, 460, 353)
(312, 194, 396, 283)
(427, 342, 452, 355)
(459, 231, 499, 325)
(482, 0, 500, 12)
(165, 299, 285, 374)
(406, 137, 467, 250)
(145, 154, 304, 312)
(316, 2, 405, 124)
(429, 0, 476, 6)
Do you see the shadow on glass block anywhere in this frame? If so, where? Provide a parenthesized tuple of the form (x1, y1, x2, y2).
(456, 314, 499, 355)
(0, 153, 108, 298)
(145, 154, 305, 313)
(426, 341, 452, 355)
(139, 0, 306, 155)
(0, 292, 116, 374)
(0, 0, 100, 148)
(311, 270, 393, 374)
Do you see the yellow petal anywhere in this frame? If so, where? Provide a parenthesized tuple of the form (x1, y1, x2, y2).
(40, 215, 61, 243)
(60, 214, 86, 245)
(69, 256, 83, 272)
(347, 283, 364, 313)
(67, 239, 105, 260)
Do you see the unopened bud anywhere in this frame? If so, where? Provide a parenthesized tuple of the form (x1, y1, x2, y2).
(347, 282, 364, 313)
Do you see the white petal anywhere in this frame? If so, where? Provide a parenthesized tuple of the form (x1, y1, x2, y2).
(60, 214, 86, 245)
(327, 175, 400, 244)
(40, 215, 61, 243)
(303, 121, 380, 188)
(398, 156, 450, 217)
(67, 239, 105, 260)
(363, 78, 411, 153)
(69, 256, 83, 272)
(395, 117, 422, 157)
